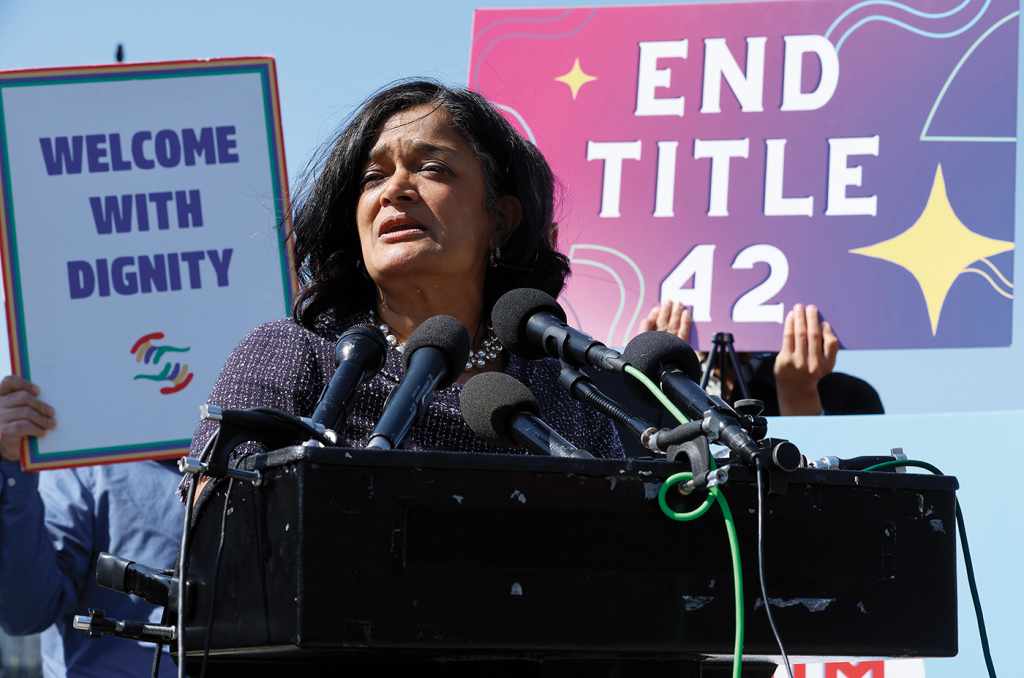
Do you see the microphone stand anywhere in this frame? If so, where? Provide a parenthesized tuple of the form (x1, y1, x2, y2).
(700, 332, 750, 402)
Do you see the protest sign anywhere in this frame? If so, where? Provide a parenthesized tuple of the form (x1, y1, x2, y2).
(0, 57, 295, 469)
(470, 1, 1018, 350)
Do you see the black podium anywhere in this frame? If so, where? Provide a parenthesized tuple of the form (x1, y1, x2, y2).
(177, 447, 958, 676)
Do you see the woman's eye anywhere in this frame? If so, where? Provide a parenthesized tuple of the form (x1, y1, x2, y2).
(360, 171, 384, 187)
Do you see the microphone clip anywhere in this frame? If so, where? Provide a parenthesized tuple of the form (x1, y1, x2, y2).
(665, 438, 731, 496)
(666, 437, 711, 487)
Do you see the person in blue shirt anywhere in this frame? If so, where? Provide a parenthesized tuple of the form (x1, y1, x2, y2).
(0, 375, 183, 677)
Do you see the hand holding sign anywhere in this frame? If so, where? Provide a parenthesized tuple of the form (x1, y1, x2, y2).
(774, 304, 839, 415)
(0, 375, 56, 462)
(640, 300, 693, 342)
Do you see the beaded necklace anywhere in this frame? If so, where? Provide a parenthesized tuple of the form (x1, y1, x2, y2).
(370, 311, 504, 371)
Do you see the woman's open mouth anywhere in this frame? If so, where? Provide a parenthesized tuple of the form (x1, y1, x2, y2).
(379, 225, 428, 244)
(378, 217, 430, 243)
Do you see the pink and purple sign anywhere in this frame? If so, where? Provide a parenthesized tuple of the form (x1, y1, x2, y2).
(469, 0, 1018, 350)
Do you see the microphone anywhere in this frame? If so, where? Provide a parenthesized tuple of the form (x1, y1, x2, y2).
(491, 288, 626, 372)
(622, 331, 760, 464)
(95, 552, 178, 609)
(311, 325, 388, 431)
(460, 372, 593, 459)
(366, 315, 470, 450)
(557, 364, 655, 440)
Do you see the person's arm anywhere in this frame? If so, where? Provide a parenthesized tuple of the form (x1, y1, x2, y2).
(773, 304, 839, 416)
(0, 376, 93, 635)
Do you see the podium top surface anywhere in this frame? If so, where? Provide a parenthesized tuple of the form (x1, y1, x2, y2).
(238, 445, 958, 492)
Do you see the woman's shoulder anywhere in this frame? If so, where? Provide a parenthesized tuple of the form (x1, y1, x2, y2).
(235, 316, 339, 352)
(229, 312, 377, 370)
(217, 318, 337, 382)
(243, 317, 318, 341)
(209, 316, 343, 410)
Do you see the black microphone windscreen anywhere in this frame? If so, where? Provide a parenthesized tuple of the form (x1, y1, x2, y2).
(401, 315, 471, 388)
(459, 371, 539, 443)
(622, 331, 703, 383)
(491, 288, 567, 358)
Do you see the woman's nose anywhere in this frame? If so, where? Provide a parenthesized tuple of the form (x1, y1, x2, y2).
(379, 170, 419, 206)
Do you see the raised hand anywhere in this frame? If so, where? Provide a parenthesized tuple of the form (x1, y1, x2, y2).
(773, 304, 839, 416)
(640, 300, 693, 343)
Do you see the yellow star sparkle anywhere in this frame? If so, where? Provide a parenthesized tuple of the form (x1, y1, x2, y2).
(850, 164, 1014, 335)
(554, 58, 597, 100)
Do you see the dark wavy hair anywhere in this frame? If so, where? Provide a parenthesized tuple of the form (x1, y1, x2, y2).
(290, 79, 570, 329)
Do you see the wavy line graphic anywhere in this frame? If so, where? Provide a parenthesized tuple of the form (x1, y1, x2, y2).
(568, 244, 647, 345)
(826, 0, 991, 53)
(920, 10, 1019, 143)
(961, 267, 1015, 298)
(470, 9, 597, 86)
(492, 103, 538, 144)
(979, 256, 1013, 288)
(826, 0, 976, 38)
(474, 9, 575, 42)
(570, 257, 627, 345)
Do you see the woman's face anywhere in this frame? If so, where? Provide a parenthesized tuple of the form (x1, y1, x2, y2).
(356, 104, 495, 291)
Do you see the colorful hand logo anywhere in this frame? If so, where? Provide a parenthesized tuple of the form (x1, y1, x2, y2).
(130, 331, 193, 394)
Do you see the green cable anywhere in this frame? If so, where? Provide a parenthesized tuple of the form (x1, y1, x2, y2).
(627, 362, 744, 677)
(624, 365, 689, 424)
(656, 472, 744, 678)
(862, 459, 997, 678)
(716, 489, 745, 678)
(862, 459, 942, 475)
(658, 472, 718, 521)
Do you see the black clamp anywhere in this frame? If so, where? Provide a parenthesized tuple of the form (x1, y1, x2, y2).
(665, 437, 729, 495)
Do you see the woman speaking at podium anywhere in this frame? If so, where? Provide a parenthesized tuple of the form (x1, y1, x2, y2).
(188, 80, 624, 466)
